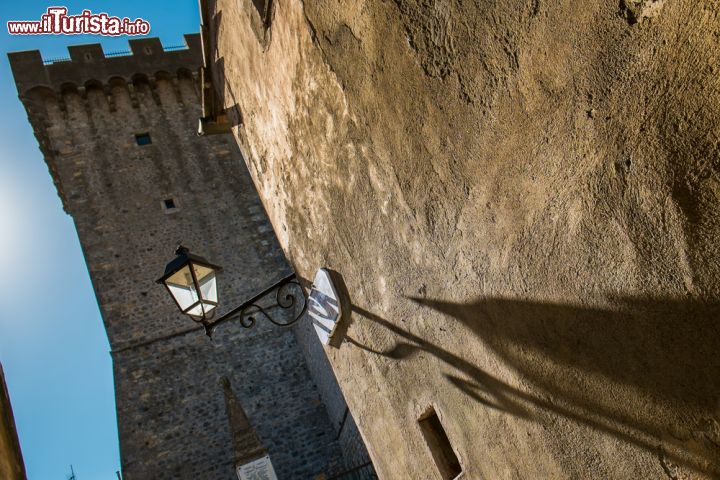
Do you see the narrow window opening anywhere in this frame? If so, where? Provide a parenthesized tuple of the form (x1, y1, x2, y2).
(418, 407, 462, 480)
(163, 198, 176, 210)
(135, 133, 152, 146)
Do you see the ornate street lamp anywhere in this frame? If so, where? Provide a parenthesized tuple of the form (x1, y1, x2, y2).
(157, 246, 307, 337)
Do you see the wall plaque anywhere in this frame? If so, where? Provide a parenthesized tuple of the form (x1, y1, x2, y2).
(308, 268, 342, 345)
(236, 455, 277, 480)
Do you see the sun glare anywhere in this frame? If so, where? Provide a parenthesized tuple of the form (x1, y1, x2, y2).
(0, 173, 31, 283)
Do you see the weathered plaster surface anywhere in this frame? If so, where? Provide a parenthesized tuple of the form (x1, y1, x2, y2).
(213, 1, 720, 478)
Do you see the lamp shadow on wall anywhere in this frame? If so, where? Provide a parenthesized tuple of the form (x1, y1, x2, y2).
(348, 297, 720, 477)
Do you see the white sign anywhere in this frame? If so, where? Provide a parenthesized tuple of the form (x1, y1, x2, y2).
(308, 268, 342, 345)
(236, 455, 277, 480)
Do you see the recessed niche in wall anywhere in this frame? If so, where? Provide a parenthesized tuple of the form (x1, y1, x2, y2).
(135, 133, 152, 146)
(162, 198, 179, 214)
(418, 406, 462, 480)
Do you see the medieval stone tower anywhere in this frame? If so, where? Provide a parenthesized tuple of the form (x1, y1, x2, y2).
(9, 35, 370, 479)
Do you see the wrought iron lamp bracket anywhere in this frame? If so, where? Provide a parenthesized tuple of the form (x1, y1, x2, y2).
(201, 273, 307, 337)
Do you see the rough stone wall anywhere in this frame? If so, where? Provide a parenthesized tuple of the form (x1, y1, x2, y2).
(114, 321, 343, 479)
(210, 0, 720, 479)
(292, 318, 372, 471)
(10, 40, 347, 479)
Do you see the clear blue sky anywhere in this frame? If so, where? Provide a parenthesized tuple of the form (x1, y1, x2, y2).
(0, 2, 199, 478)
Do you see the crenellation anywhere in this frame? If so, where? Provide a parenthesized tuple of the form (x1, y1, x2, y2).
(68, 43, 105, 64)
(9, 34, 201, 99)
(128, 37, 164, 58)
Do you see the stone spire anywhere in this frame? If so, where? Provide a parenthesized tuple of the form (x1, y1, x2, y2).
(220, 377, 267, 467)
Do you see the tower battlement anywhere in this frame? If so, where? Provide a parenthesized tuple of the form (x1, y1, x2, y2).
(8, 34, 201, 96)
(9, 35, 203, 214)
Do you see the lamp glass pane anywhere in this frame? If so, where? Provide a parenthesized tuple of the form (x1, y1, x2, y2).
(186, 302, 216, 319)
(165, 265, 199, 310)
(193, 263, 218, 303)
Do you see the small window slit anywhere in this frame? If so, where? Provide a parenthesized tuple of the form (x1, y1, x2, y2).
(418, 406, 462, 480)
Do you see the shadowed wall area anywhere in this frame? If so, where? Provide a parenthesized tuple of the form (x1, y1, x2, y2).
(350, 299, 720, 478)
